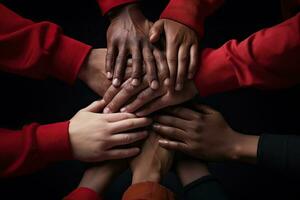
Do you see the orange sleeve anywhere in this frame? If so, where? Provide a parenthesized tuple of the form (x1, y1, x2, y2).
(122, 182, 175, 200)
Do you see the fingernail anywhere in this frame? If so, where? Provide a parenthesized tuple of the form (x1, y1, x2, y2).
(152, 123, 160, 129)
(164, 78, 170, 86)
(107, 72, 113, 79)
(113, 78, 120, 86)
(103, 107, 110, 114)
(120, 107, 127, 112)
(151, 80, 159, 90)
(175, 83, 183, 91)
(131, 78, 140, 86)
(136, 112, 144, 117)
(159, 140, 167, 144)
(188, 73, 194, 79)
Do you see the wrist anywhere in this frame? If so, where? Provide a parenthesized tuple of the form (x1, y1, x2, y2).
(132, 170, 161, 184)
(229, 131, 259, 164)
(79, 167, 114, 194)
(108, 3, 140, 21)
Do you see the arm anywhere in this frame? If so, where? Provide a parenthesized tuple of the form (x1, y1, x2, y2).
(195, 13, 300, 96)
(160, 0, 224, 36)
(123, 131, 175, 200)
(177, 160, 229, 200)
(0, 101, 151, 177)
(0, 4, 91, 84)
(0, 4, 111, 96)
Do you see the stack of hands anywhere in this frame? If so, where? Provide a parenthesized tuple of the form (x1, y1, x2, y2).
(70, 3, 258, 196)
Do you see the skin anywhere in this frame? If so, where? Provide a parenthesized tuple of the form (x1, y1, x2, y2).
(78, 48, 111, 97)
(78, 161, 127, 194)
(106, 4, 169, 89)
(153, 105, 259, 163)
(149, 19, 199, 91)
(102, 73, 198, 115)
(69, 100, 152, 162)
(130, 130, 174, 184)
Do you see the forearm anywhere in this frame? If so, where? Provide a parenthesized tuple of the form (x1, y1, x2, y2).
(0, 4, 91, 84)
(194, 13, 300, 96)
(0, 122, 72, 177)
(258, 134, 300, 178)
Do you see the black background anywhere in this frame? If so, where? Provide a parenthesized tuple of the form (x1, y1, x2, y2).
(1, 0, 300, 199)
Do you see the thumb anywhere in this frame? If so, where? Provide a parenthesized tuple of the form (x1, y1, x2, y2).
(149, 20, 164, 43)
(81, 100, 106, 113)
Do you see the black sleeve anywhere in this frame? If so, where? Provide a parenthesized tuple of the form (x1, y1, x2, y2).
(257, 134, 300, 178)
(183, 175, 229, 200)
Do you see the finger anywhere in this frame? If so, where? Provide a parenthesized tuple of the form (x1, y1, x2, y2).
(166, 38, 179, 88)
(106, 42, 117, 79)
(188, 44, 199, 79)
(130, 42, 143, 86)
(105, 79, 148, 113)
(153, 49, 170, 85)
(136, 95, 170, 117)
(103, 112, 137, 122)
(194, 104, 216, 114)
(153, 123, 185, 141)
(175, 45, 189, 91)
(109, 131, 148, 147)
(154, 115, 189, 129)
(81, 100, 106, 113)
(143, 45, 159, 90)
(103, 78, 132, 107)
(165, 106, 202, 120)
(110, 117, 152, 133)
(121, 87, 164, 113)
(149, 20, 164, 43)
(158, 139, 187, 152)
(113, 45, 127, 87)
(104, 148, 140, 160)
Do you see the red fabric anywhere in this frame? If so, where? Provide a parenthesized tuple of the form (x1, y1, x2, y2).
(64, 188, 103, 200)
(97, 0, 138, 15)
(160, 0, 224, 37)
(0, 4, 92, 177)
(0, 4, 91, 84)
(194, 13, 300, 96)
(122, 182, 175, 200)
(0, 122, 73, 177)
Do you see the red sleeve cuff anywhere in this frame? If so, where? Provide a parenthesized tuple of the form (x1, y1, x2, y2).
(194, 48, 239, 96)
(160, 0, 224, 37)
(50, 35, 92, 84)
(36, 121, 73, 162)
(64, 187, 103, 200)
(96, 0, 138, 15)
(122, 182, 175, 200)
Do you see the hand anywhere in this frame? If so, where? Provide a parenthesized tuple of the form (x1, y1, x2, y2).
(149, 19, 199, 91)
(153, 105, 259, 163)
(102, 76, 198, 115)
(130, 130, 174, 184)
(177, 159, 210, 187)
(78, 161, 127, 194)
(78, 49, 111, 96)
(106, 4, 168, 89)
(69, 100, 152, 162)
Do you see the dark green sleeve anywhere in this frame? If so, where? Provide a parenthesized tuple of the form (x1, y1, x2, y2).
(183, 175, 229, 200)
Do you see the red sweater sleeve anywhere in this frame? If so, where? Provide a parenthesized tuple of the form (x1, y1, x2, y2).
(122, 182, 175, 200)
(160, 0, 224, 36)
(194, 13, 300, 96)
(64, 187, 104, 200)
(96, 0, 138, 15)
(0, 4, 91, 84)
(0, 122, 73, 177)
